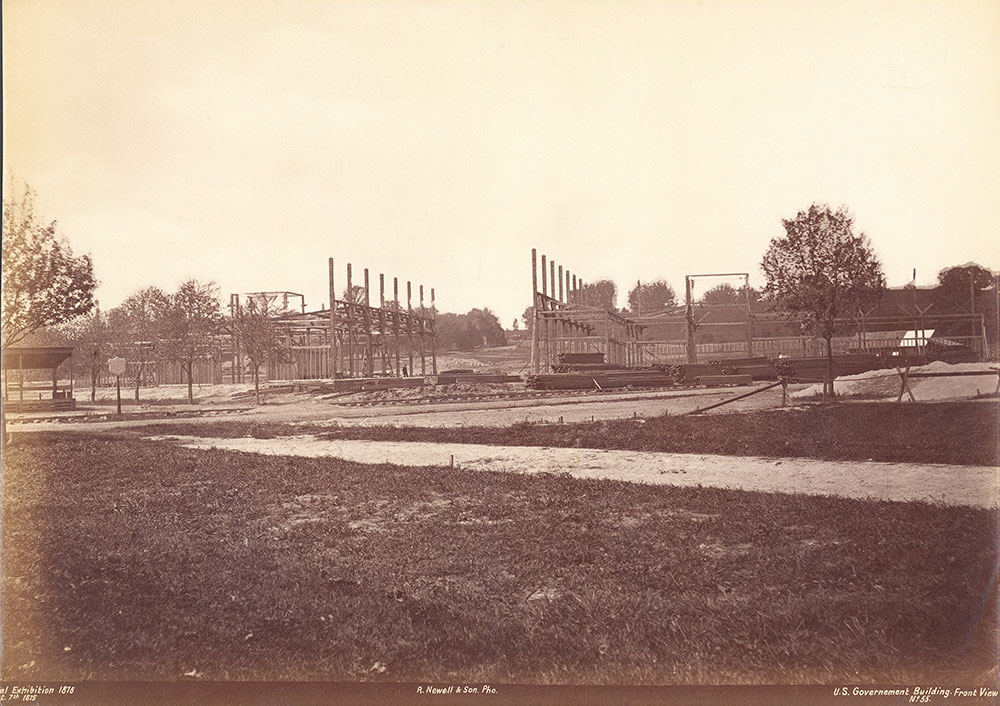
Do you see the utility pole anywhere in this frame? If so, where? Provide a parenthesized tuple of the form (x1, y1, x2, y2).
(685, 276, 696, 364)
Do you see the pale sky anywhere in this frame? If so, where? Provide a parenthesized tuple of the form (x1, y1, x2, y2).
(4, 0, 999, 327)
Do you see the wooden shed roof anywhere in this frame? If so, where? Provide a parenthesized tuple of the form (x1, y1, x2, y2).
(2, 347, 75, 370)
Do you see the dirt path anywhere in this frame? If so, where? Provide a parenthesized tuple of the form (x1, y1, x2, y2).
(150, 434, 999, 508)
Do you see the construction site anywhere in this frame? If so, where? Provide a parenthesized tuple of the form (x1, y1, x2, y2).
(5, 249, 998, 691)
(3, 248, 996, 417)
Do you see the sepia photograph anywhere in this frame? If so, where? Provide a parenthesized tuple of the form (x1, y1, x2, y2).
(2, 1, 998, 704)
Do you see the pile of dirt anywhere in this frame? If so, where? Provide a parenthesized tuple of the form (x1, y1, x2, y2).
(433, 356, 487, 371)
(792, 361, 998, 401)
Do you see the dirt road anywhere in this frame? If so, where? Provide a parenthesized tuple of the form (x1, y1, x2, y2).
(150, 434, 999, 508)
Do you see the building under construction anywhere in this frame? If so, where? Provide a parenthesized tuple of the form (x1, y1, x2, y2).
(228, 258, 438, 382)
(529, 249, 990, 375)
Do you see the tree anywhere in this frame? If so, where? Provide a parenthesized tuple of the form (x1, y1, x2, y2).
(108, 286, 170, 400)
(627, 279, 677, 314)
(60, 304, 110, 403)
(761, 204, 885, 397)
(578, 279, 618, 311)
(521, 306, 535, 334)
(157, 280, 222, 403)
(700, 283, 739, 305)
(699, 283, 761, 306)
(936, 263, 994, 313)
(468, 308, 507, 347)
(2, 183, 97, 347)
(233, 297, 287, 405)
(434, 308, 508, 351)
(342, 285, 367, 305)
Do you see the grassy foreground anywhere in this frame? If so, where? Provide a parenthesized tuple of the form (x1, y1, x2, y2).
(135, 400, 1000, 466)
(2, 433, 996, 684)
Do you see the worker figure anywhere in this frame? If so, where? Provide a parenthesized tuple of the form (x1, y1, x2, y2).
(402, 364, 409, 377)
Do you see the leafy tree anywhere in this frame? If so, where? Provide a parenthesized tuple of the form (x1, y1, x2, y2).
(936, 263, 994, 312)
(157, 280, 222, 403)
(233, 297, 287, 405)
(699, 283, 761, 306)
(435, 308, 508, 351)
(521, 306, 535, 334)
(60, 305, 110, 402)
(107, 286, 169, 400)
(761, 204, 885, 397)
(578, 279, 618, 311)
(435, 313, 478, 351)
(627, 279, 677, 313)
(342, 285, 367, 305)
(2, 183, 97, 347)
(468, 308, 507, 347)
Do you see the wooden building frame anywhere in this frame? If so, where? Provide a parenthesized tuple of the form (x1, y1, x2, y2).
(229, 258, 437, 381)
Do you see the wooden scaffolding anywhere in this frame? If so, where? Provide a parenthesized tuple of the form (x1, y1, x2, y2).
(229, 258, 437, 381)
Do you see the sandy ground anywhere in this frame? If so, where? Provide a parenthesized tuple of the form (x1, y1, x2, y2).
(150, 434, 999, 509)
(11, 383, 791, 432)
(794, 361, 1000, 401)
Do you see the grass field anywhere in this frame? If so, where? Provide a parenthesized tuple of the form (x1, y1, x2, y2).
(134, 401, 1000, 466)
(2, 431, 996, 684)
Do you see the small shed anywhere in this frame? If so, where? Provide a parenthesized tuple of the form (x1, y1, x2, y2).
(2, 346, 76, 411)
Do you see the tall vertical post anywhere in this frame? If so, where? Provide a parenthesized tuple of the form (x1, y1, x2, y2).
(572, 274, 577, 305)
(430, 288, 438, 375)
(556, 264, 563, 360)
(635, 279, 643, 367)
(550, 259, 556, 363)
(604, 313, 611, 366)
(685, 276, 696, 364)
(530, 249, 539, 374)
(379, 273, 388, 375)
(407, 282, 414, 376)
(744, 273, 753, 357)
(328, 258, 337, 379)
(540, 255, 548, 373)
(419, 285, 426, 375)
(364, 268, 372, 377)
(393, 277, 401, 375)
(347, 263, 355, 377)
(230, 293, 240, 383)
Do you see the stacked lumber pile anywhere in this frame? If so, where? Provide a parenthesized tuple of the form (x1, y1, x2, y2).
(680, 357, 775, 382)
(436, 374, 523, 385)
(526, 368, 680, 391)
(550, 352, 625, 373)
(328, 377, 428, 393)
